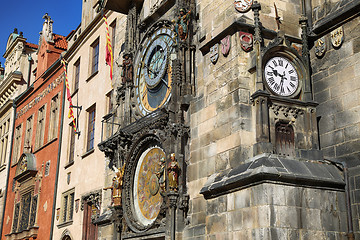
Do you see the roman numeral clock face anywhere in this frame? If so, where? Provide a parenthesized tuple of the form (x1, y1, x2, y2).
(264, 56, 299, 97)
(135, 27, 176, 116)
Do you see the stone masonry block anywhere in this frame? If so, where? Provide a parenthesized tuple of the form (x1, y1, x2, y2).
(320, 129, 345, 148)
(344, 124, 360, 141)
(193, 197, 206, 213)
(228, 210, 242, 231)
(242, 207, 258, 229)
(206, 214, 227, 234)
(216, 132, 241, 154)
(215, 151, 229, 172)
(234, 189, 251, 209)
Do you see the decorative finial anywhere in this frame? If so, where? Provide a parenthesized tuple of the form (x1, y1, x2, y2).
(274, 3, 281, 31)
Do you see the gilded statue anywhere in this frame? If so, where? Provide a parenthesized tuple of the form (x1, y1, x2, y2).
(104, 164, 126, 206)
(168, 153, 181, 192)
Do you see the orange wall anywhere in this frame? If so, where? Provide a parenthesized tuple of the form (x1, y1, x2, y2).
(2, 60, 64, 239)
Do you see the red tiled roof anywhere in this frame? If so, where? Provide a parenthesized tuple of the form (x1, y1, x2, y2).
(53, 34, 67, 50)
(25, 42, 38, 49)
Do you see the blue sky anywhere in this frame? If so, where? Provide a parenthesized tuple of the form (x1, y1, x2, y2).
(0, 0, 82, 66)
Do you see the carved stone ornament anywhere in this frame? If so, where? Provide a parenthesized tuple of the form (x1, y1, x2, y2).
(239, 32, 253, 52)
(269, 102, 305, 119)
(81, 190, 102, 212)
(234, 0, 253, 13)
(315, 37, 326, 57)
(330, 26, 344, 48)
(210, 44, 219, 64)
(56, 208, 60, 221)
(221, 35, 231, 56)
(75, 199, 80, 213)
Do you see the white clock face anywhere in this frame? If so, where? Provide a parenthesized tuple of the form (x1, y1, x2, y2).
(264, 56, 299, 96)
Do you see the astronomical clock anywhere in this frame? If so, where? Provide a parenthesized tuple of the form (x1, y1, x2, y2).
(98, 0, 195, 239)
(134, 26, 176, 116)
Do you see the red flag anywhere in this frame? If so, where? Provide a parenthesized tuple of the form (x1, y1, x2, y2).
(103, 14, 113, 80)
(61, 58, 77, 132)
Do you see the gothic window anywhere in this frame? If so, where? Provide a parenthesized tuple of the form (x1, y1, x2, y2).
(91, 39, 99, 75)
(74, 58, 80, 92)
(35, 105, 46, 149)
(275, 122, 295, 156)
(49, 94, 60, 140)
(0, 118, 10, 167)
(12, 124, 22, 164)
(86, 105, 96, 151)
(23, 115, 33, 153)
(61, 189, 75, 224)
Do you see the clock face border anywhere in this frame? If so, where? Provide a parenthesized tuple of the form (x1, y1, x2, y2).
(264, 56, 299, 97)
(122, 136, 166, 233)
(134, 26, 176, 116)
(262, 47, 306, 98)
(133, 146, 165, 227)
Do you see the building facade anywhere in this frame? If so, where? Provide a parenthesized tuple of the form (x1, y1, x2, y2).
(51, 3, 126, 239)
(97, 0, 359, 239)
(0, 29, 38, 230)
(1, 15, 67, 240)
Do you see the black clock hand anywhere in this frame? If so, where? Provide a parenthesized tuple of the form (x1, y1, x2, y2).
(161, 77, 170, 89)
(273, 69, 279, 77)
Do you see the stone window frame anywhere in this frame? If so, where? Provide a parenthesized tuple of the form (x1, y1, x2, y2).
(12, 124, 23, 165)
(60, 188, 75, 225)
(48, 93, 61, 141)
(110, 19, 116, 55)
(11, 185, 38, 234)
(23, 115, 34, 153)
(73, 57, 80, 92)
(86, 104, 96, 152)
(35, 104, 47, 150)
(0, 117, 10, 167)
(90, 38, 99, 75)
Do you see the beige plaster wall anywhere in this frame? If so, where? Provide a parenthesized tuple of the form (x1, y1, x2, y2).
(52, 10, 126, 240)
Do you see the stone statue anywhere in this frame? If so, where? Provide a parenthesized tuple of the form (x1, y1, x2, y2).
(121, 54, 133, 84)
(42, 13, 54, 42)
(168, 153, 181, 192)
(104, 164, 125, 206)
(173, 9, 191, 42)
(156, 157, 166, 193)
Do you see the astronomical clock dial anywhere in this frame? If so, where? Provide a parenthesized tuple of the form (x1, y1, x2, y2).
(264, 56, 299, 97)
(135, 27, 176, 116)
(133, 147, 165, 227)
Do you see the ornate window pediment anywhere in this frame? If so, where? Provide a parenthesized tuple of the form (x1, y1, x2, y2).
(14, 153, 37, 182)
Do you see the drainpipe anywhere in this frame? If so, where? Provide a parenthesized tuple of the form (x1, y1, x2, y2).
(324, 158, 354, 240)
(49, 69, 66, 240)
(0, 102, 18, 237)
(27, 54, 32, 88)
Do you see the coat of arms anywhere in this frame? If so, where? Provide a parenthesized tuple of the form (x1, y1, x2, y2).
(234, 0, 253, 13)
(56, 208, 60, 221)
(330, 26, 344, 48)
(75, 199, 80, 213)
(210, 44, 219, 64)
(221, 35, 231, 56)
(239, 32, 253, 52)
(315, 37, 326, 57)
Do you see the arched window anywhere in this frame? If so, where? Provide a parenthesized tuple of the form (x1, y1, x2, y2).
(275, 122, 295, 156)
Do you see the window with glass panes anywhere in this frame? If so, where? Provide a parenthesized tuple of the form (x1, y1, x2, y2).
(87, 106, 96, 151)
